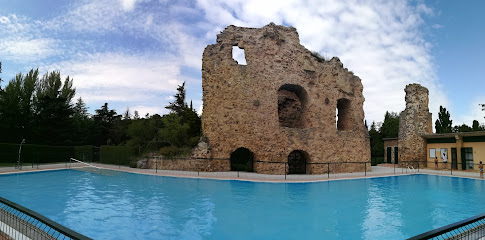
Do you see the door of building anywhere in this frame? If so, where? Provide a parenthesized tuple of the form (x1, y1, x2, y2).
(288, 150, 307, 174)
(387, 147, 392, 164)
(451, 148, 458, 170)
(394, 147, 399, 164)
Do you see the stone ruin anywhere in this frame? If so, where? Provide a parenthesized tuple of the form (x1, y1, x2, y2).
(194, 23, 371, 174)
(397, 84, 433, 166)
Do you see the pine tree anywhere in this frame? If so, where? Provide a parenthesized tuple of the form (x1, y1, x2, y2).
(435, 106, 453, 133)
(165, 82, 187, 115)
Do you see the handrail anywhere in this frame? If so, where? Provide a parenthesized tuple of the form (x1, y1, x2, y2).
(70, 158, 102, 175)
(69, 158, 101, 170)
(0, 196, 93, 240)
(408, 212, 485, 240)
(407, 165, 416, 174)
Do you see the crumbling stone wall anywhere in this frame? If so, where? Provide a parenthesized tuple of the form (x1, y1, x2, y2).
(398, 84, 433, 167)
(198, 23, 370, 174)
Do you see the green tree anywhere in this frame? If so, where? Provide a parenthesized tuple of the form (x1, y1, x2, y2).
(453, 124, 472, 133)
(0, 69, 39, 143)
(165, 82, 187, 115)
(0, 61, 3, 92)
(380, 111, 399, 138)
(159, 113, 189, 147)
(72, 97, 92, 144)
(92, 103, 122, 146)
(33, 71, 76, 145)
(472, 120, 484, 131)
(435, 106, 453, 133)
(369, 121, 384, 158)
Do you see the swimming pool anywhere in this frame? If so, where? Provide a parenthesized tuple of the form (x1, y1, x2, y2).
(0, 170, 484, 239)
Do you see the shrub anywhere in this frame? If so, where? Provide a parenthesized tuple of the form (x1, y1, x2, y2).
(100, 145, 138, 165)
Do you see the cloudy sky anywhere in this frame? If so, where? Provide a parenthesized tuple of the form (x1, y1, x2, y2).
(0, 0, 484, 129)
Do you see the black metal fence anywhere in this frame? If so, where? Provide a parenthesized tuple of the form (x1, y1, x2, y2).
(131, 157, 428, 180)
(0, 196, 92, 240)
(408, 212, 485, 240)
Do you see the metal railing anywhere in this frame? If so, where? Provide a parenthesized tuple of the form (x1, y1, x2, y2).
(0, 196, 92, 240)
(132, 157, 426, 180)
(408, 212, 485, 240)
(68, 158, 102, 174)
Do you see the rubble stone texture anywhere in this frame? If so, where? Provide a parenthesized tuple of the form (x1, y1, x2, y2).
(398, 84, 433, 167)
(197, 23, 371, 174)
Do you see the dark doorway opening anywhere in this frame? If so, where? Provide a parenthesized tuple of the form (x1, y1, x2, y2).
(394, 147, 399, 164)
(230, 148, 254, 172)
(387, 147, 392, 164)
(451, 148, 458, 170)
(288, 150, 309, 174)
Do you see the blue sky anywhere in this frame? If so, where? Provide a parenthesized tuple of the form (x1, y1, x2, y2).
(0, 0, 484, 128)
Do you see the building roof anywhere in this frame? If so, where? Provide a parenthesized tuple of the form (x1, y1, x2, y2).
(422, 131, 485, 139)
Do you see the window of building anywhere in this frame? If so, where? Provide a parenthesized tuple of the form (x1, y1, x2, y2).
(277, 84, 308, 128)
(429, 148, 436, 158)
(336, 98, 351, 131)
(232, 46, 247, 65)
(464, 148, 474, 169)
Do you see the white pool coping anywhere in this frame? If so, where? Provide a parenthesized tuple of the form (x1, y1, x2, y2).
(1, 163, 483, 183)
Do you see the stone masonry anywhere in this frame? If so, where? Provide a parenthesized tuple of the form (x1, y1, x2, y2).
(398, 84, 433, 167)
(197, 23, 370, 174)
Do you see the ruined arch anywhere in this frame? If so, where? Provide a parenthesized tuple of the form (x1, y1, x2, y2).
(277, 84, 308, 128)
(230, 147, 254, 172)
(336, 98, 351, 131)
(288, 150, 310, 174)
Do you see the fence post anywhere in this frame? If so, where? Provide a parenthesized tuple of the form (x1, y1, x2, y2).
(285, 162, 287, 180)
(328, 163, 330, 179)
(156, 157, 158, 173)
(451, 163, 453, 175)
(394, 162, 396, 174)
(364, 162, 366, 176)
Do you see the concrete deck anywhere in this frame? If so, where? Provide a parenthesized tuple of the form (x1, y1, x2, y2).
(1, 162, 484, 183)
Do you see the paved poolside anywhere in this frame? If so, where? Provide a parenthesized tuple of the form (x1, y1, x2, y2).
(1, 162, 483, 183)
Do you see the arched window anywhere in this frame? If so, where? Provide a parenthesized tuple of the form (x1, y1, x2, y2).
(230, 147, 254, 172)
(336, 98, 351, 131)
(277, 84, 308, 128)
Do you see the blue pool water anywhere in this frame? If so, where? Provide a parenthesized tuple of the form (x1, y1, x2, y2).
(1, 170, 485, 239)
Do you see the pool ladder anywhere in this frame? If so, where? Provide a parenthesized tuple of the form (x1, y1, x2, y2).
(407, 165, 416, 174)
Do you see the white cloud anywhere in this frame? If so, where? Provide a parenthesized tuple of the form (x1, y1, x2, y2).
(120, 0, 138, 11)
(129, 105, 165, 118)
(40, 52, 183, 115)
(0, 38, 58, 62)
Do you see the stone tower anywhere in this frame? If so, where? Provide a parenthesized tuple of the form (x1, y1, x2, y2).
(398, 84, 433, 166)
(199, 23, 370, 174)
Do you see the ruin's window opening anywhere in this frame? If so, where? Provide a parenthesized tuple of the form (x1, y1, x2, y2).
(336, 98, 351, 131)
(277, 84, 308, 128)
(232, 46, 247, 65)
(288, 150, 309, 174)
(230, 147, 254, 172)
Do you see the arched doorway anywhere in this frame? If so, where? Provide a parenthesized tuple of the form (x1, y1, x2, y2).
(230, 148, 254, 172)
(288, 150, 309, 174)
